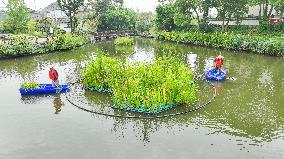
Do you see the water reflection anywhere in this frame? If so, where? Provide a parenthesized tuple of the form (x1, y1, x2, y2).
(186, 53, 198, 72)
(212, 81, 223, 96)
(128, 48, 155, 63)
(20, 94, 64, 114)
(1, 38, 284, 153)
(204, 56, 215, 72)
(53, 97, 63, 114)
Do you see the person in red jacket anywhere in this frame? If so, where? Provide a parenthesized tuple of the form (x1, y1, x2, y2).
(49, 67, 59, 87)
(214, 55, 224, 72)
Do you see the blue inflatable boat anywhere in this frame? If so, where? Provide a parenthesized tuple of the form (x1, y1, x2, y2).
(19, 84, 69, 95)
(205, 68, 227, 81)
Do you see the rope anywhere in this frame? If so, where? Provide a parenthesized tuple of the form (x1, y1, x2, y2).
(65, 79, 216, 119)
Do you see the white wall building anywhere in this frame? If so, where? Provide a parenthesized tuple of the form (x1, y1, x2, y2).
(209, 5, 280, 26)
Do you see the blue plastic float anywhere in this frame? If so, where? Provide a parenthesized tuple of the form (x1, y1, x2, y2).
(19, 84, 69, 95)
(86, 86, 180, 114)
(205, 68, 227, 81)
(112, 102, 180, 114)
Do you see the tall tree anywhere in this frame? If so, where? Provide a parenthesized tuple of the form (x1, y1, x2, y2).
(249, 0, 282, 21)
(155, 3, 177, 31)
(173, 0, 216, 31)
(97, 8, 136, 32)
(216, 0, 249, 32)
(135, 12, 154, 33)
(2, 0, 30, 34)
(89, 0, 124, 16)
(57, 0, 84, 32)
(274, 0, 284, 18)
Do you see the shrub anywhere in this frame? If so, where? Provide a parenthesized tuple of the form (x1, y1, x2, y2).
(114, 37, 134, 46)
(0, 33, 88, 58)
(156, 31, 284, 56)
(53, 33, 88, 50)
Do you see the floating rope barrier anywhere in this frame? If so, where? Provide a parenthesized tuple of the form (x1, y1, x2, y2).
(65, 79, 217, 119)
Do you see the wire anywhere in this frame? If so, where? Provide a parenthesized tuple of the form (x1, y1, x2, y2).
(65, 79, 216, 119)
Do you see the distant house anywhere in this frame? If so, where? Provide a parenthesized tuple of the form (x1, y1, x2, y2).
(39, 2, 71, 32)
(38, 2, 85, 33)
(29, 9, 43, 20)
(209, 5, 281, 26)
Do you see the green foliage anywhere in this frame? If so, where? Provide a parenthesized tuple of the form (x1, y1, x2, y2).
(0, 34, 88, 58)
(114, 37, 134, 45)
(37, 18, 55, 35)
(57, 0, 84, 32)
(155, 3, 177, 31)
(21, 81, 39, 90)
(83, 56, 198, 113)
(216, 0, 249, 32)
(55, 33, 88, 50)
(27, 19, 37, 35)
(135, 12, 155, 34)
(97, 8, 136, 32)
(259, 22, 284, 33)
(173, 12, 192, 31)
(157, 31, 284, 56)
(2, 0, 30, 34)
(83, 19, 98, 33)
(0, 35, 34, 57)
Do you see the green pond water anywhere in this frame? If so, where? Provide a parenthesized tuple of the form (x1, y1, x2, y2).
(0, 38, 284, 159)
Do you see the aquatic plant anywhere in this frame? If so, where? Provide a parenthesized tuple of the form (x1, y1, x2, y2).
(83, 55, 198, 113)
(21, 81, 39, 90)
(114, 37, 135, 46)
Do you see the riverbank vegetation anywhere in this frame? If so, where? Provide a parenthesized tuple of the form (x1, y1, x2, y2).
(114, 37, 134, 45)
(1, 0, 283, 58)
(82, 56, 198, 113)
(152, 0, 284, 56)
(0, 33, 87, 58)
(157, 32, 284, 56)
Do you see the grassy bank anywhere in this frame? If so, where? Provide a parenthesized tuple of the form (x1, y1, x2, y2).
(0, 33, 88, 59)
(156, 32, 284, 56)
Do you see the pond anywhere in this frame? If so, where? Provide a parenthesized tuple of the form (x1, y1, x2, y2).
(0, 38, 284, 159)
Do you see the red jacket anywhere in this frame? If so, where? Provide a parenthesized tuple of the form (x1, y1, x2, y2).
(214, 57, 224, 68)
(49, 69, 59, 81)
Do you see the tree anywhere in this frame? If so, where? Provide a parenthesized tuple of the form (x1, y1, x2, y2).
(37, 18, 54, 34)
(57, 0, 84, 32)
(97, 8, 136, 32)
(135, 12, 155, 33)
(216, 0, 249, 32)
(274, 0, 284, 18)
(155, 3, 177, 31)
(89, 0, 124, 16)
(27, 19, 37, 34)
(90, 0, 112, 17)
(173, 0, 217, 31)
(249, 0, 284, 21)
(2, 0, 30, 34)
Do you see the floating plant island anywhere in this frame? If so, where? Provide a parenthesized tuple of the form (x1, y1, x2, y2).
(83, 56, 198, 114)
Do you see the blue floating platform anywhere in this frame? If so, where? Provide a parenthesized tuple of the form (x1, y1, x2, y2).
(205, 68, 227, 81)
(19, 84, 69, 95)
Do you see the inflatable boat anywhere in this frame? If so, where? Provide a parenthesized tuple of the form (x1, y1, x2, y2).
(205, 68, 227, 81)
(19, 84, 69, 95)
